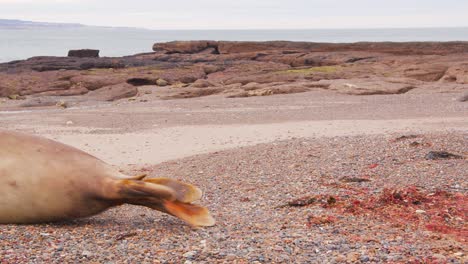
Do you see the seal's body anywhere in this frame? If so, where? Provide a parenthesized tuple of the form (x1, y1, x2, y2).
(0, 130, 214, 226)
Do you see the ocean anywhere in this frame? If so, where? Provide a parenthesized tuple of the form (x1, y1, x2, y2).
(1, 27, 468, 63)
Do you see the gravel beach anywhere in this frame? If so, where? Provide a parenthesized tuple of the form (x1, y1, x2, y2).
(0, 131, 466, 263)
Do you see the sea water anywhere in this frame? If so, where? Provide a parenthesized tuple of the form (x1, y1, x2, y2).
(1, 27, 468, 63)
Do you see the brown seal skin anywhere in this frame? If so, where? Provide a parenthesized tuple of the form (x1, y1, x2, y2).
(0, 129, 215, 227)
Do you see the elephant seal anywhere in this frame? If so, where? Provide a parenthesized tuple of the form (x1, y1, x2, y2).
(0, 129, 215, 227)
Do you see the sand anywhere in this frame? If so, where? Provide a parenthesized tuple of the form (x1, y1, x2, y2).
(1, 91, 466, 167)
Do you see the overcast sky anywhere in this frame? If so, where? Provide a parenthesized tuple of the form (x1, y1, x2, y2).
(1, 0, 467, 29)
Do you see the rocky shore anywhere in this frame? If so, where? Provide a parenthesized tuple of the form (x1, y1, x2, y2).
(1, 41, 467, 108)
(0, 41, 467, 263)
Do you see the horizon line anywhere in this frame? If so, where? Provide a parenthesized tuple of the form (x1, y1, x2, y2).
(2, 18, 468, 31)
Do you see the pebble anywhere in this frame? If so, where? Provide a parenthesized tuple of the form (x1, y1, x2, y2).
(347, 252, 360, 262)
(273, 245, 283, 251)
(183, 251, 198, 260)
(432, 254, 447, 261)
(360, 255, 370, 262)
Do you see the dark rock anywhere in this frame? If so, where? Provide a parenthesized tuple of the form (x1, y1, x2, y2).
(287, 196, 317, 207)
(79, 60, 124, 70)
(126, 78, 157, 86)
(68, 49, 100, 58)
(153, 41, 218, 54)
(395, 135, 419, 141)
(425, 151, 464, 160)
(340, 177, 371, 183)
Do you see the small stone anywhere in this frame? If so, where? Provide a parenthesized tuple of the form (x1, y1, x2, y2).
(335, 254, 346, 262)
(360, 255, 370, 262)
(288, 163, 301, 168)
(457, 92, 468, 102)
(66, 121, 74, 125)
(431, 254, 447, 261)
(415, 209, 426, 214)
(425, 151, 463, 160)
(273, 246, 283, 251)
(225, 254, 237, 260)
(183, 251, 198, 260)
(200, 239, 207, 248)
(156, 79, 168, 87)
(7, 94, 24, 100)
(56, 101, 68, 108)
(347, 252, 360, 262)
(82, 250, 93, 257)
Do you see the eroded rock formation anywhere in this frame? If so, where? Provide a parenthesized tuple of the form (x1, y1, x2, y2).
(1, 41, 467, 107)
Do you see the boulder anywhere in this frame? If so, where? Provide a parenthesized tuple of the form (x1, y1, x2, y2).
(190, 79, 214, 88)
(161, 87, 224, 99)
(402, 64, 448, 82)
(68, 49, 99, 58)
(86, 83, 138, 101)
(227, 83, 310, 98)
(156, 79, 168, 86)
(323, 78, 417, 95)
(70, 75, 124, 90)
(441, 64, 468, 84)
(201, 64, 224, 75)
(68, 49, 100, 58)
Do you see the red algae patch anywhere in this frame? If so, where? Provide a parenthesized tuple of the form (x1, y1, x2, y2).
(314, 186, 467, 242)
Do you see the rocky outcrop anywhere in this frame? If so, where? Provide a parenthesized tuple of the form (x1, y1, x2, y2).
(68, 49, 100, 58)
(1, 40, 468, 105)
(153, 41, 468, 55)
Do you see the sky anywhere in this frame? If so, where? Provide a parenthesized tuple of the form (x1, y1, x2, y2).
(0, 0, 467, 30)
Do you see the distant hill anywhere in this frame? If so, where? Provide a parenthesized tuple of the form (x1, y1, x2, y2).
(0, 19, 84, 29)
